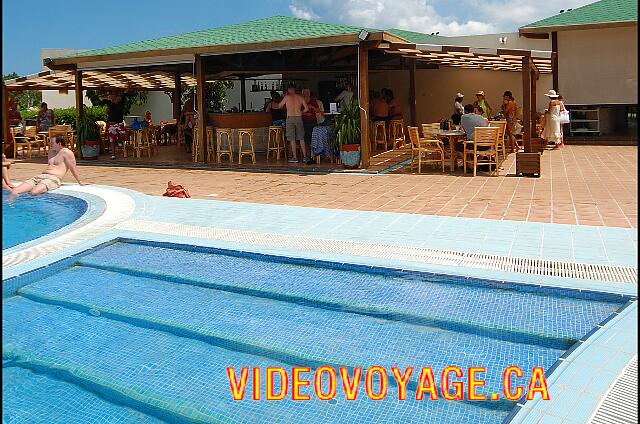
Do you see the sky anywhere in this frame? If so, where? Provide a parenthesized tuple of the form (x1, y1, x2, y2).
(3, 0, 593, 76)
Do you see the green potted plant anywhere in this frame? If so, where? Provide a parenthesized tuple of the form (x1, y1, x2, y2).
(334, 99, 361, 168)
(76, 105, 101, 160)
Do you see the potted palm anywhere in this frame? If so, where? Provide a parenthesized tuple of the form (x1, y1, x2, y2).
(334, 99, 361, 168)
(76, 106, 101, 160)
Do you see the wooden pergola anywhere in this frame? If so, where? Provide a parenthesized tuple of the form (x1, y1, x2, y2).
(3, 21, 552, 172)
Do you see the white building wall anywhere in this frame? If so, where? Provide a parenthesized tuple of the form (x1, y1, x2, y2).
(558, 25, 637, 105)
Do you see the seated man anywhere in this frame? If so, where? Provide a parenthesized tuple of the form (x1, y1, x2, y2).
(460, 104, 489, 149)
(2, 154, 13, 190)
(11, 136, 86, 196)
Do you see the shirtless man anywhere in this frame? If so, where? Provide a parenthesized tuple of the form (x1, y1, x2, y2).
(11, 136, 86, 197)
(274, 84, 309, 164)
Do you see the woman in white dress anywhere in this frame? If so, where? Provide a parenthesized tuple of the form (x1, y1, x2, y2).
(541, 89, 565, 149)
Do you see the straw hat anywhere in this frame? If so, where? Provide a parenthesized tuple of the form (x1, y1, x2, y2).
(456, 92, 464, 98)
(476, 90, 485, 96)
(544, 89, 559, 98)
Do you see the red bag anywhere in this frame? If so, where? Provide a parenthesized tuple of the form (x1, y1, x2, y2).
(162, 181, 190, 198)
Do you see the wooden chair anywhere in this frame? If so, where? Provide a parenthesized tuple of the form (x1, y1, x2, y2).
(24, 126, 46, 156)
(373, 121, 387, 151)
(407, 126, 445, 173)
(192, 127, 200, 162)
(205, 127, 215, 162)
(133, 128, 154, 158)
(489, 120, 507, 161)
(463, 126, 500, 176)
(11, 128, 36, 159)
(216, 128, 233, 163)
(237, 128, 256, 165)
(267, 126, 286, 161)
(389, 120, 405, 150)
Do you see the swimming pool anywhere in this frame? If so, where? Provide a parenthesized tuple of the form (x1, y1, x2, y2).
(2, 191, 88, 249)
(2, 239, 633, 423)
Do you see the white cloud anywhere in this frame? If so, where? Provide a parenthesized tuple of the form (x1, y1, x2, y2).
(289, 0, 595, 35)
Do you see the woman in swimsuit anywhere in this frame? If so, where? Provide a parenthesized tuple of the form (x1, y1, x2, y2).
(10, 136, 87, 197)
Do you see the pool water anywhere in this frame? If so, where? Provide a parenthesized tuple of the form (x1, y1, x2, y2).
(2, 191, 87, 249)
(2, 240, 631, 424)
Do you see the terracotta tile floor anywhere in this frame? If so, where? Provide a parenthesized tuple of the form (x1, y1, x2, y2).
(9, 145, 637, 228)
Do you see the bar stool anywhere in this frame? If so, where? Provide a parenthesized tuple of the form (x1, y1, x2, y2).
(389, 120, 405, 149)
(192, 127, 200, 162)
(267, 126, 286, 161)
(237, 128, 256, 164)
(206, 126, 215, 162)
(216, 128, 233, 163)
(373, 121, 387, 151)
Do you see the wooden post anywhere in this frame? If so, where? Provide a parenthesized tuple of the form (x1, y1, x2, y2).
(240, 77, 246, 111)
(358, 43, 370, 168)
(530, 66, 538, 140)
(551, 32, 559, 92)
(173, 72, 182, 120)
(74, 70, 83, 157)
(521, 56, 531, 153)
(408, 59, 417, 126)
(195, 54, 206, 163)
(2, 82, 10, 155)
(74, 70, 83, 115)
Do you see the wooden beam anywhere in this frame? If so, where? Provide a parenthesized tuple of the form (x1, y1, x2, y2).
(74, 70, 83, 157)
(240, 77, 246, 111)
(530, 64, 537, 141)
(408, 58, 417, 126)
(522, 56, 531, 153)
(173, 72, 181, 120)
(195, 54, 206, 163)
(519, 31, 550, 39)
(358, 43, 370, 168)
(551, 32, 559, 92)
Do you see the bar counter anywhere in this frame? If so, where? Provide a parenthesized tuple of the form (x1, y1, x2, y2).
(207, 112, 272, 129)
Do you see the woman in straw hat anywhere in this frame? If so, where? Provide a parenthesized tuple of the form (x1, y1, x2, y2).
(473, 91, 492, 119)
(541, 89, 566, 149)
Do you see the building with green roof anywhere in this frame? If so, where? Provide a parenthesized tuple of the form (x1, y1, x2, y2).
(520, 0, 637, 138)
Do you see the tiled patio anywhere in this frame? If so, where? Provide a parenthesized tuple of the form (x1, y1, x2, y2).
(9, 145, 637, 228)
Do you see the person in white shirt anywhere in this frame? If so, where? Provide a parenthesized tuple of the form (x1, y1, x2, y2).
(453, 93, 464, 124)
(334, 83, 354, 111)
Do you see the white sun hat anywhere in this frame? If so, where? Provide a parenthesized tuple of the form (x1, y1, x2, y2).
(544, 89, 559, 98)
(476, 90, 485, 96)
(456, 92, 464, 98)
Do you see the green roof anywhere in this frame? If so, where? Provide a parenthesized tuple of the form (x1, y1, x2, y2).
(385, 28, 447, 44)
(63, 16, 379, 58)
(522, 0, 637, 29)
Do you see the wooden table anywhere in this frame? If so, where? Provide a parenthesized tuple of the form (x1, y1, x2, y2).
(436, 130, 466, 171)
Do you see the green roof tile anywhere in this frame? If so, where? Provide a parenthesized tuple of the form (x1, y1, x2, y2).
(62, 16, 380, 58)
(385, 28, 448, 44)
(522, 0, 637, 29)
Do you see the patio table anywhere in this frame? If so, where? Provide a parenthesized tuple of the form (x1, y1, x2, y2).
(436, 130, 466, 171)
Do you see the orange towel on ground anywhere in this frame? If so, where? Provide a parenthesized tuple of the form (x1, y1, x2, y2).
(162, 181, 190, 198)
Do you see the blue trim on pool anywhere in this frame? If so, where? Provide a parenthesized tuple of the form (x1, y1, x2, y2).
(2, 190, 106, 255)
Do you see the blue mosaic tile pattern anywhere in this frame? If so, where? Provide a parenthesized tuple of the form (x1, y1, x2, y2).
(17, 265, 565, 397)
(2, 367, 163, 423)
(3, 298, 504, 424)
(77, 242, 627, 345)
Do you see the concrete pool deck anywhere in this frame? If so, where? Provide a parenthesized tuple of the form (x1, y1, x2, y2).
(3, 145, 638, 424)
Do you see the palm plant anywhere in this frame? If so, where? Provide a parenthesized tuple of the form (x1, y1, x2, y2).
(334, 99, 361, 148)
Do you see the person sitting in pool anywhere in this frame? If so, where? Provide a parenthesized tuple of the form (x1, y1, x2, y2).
(2, 154, 13, 190)
(10, 136, 87, 196)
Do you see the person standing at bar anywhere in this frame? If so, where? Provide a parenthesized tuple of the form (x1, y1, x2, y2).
(334, 83, 353, 112)
(452, 93, 464, 125)
(96, 92, 126, 160)
(474, 91, 493, 119)
(274, 84, 309, 164)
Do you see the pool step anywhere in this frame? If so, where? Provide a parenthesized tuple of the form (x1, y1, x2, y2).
(2, 297, 503, 424)
(76, 242, 624, 345)
(17, 266, 564, 397)
(2, 366, 165, 424)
